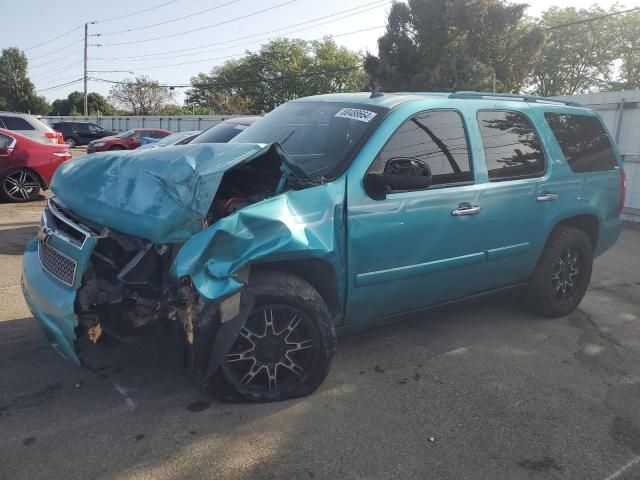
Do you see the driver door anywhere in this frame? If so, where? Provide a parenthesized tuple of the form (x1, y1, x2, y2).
(345, 109, 488, 324)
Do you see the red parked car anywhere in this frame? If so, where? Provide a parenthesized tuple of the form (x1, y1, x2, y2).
(86, 128, 172, 153)
(0, 128, 72, 202)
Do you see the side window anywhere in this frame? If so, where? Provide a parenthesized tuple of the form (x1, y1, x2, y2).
(76, 123, 90, 133)
(0, 116, 35, 130)
(89, 124, 103, 133)
(0, 133, 14, 148)
(544, 113, 617, 173)
(477, 111, 545, 181)
(155, 131, 170, 139)
(131, 131, 145, 140)
(373, 110, 472, 187)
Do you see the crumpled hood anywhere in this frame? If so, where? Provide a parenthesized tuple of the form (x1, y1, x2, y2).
(51, 143, 271, 243)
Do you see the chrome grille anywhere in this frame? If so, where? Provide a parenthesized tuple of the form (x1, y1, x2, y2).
(38, 241, 77, 286)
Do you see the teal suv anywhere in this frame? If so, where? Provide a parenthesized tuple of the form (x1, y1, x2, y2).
(22, 92, 625, 402)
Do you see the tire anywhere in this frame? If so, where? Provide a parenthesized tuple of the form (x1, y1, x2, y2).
(207, 270, 337, 402)
(525, 226, 593, 318)
(109, 145, 125, 151)
(65, 137, 77, 148)
(0, 168, 42, 202)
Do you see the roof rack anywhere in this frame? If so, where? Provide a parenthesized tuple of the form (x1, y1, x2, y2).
(448, 91, 580, 107)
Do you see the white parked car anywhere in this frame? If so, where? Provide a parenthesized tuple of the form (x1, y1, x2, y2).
(0, 112, 63, 144)
(136, 130, 202, 150)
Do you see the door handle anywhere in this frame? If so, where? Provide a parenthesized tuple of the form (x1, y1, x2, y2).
(537, 192, 559, 202)
(451, 203, 481, 216)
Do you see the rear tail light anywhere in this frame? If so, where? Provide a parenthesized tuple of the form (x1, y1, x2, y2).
(45, 132, 65, 144)
(620, 169, 627, 214)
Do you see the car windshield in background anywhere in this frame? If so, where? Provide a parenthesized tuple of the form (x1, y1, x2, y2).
(190, 122, 251, 144)
(230, 102, 385, 178)
(156, 131, 198, 146)
(115, 129, 135, 139)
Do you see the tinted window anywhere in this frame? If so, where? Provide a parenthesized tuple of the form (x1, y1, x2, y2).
(372, 110, 472, 187)
(478, 111, 545, 181)
(75, 123, 90, 133)
(544, 113, 617, 172)
(191, 123, 248, 144)
(1, 116, 35, 130)
(88, 124, 104, 133)
(0, 133, 14, 148)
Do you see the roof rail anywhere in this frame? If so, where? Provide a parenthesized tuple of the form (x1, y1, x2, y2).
(448, 91, 580, 107)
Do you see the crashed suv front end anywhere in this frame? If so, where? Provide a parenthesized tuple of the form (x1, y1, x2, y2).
(21, 141, 347, 384)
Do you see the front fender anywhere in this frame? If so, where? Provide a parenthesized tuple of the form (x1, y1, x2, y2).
(171, 178, 347, 307)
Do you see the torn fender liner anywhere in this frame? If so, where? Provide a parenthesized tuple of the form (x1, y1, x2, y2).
(195, 291, 256, 380)
(50, 143, 274, 243)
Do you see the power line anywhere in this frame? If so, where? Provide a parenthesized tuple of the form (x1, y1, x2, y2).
(545, 6, 640, 30)
(97, 0, 302, 46)
(93, 24, 385, 65)
(97, 0, 240, 36)
(91, 0, 390, 60)
(37, 78, 84, 93)
(24, 24, 84, 51)
(93, 0, 180, 24)
(89, 64, 364, 89)
(28, 39, 84, 62)
(29, 49, 84, 69)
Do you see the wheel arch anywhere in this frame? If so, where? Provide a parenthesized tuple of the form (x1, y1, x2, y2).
(252, 258, 343, 322)
(549, 213, 599, 251)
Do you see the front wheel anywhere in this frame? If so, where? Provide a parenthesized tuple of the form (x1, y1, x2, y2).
(208, 270, 337, 402)
(525, 226, 593, 318)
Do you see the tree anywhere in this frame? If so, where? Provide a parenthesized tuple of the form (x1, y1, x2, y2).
(186, 38, 366, 114)
(365, 0, 544, 93)
(529, 7, 618, 96)
(108, 76, 174, 115)
(49, 91, 115, 116)
(611, 10, 640, 90)
(0, 48, 50, 114)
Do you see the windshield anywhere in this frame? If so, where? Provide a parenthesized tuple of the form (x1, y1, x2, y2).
(116, 129, 135, 139)
(190, 122, 250, 144)
(230, 101, 384, 178)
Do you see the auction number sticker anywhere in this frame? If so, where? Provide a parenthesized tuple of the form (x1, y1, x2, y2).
(334, 108, 377, 123)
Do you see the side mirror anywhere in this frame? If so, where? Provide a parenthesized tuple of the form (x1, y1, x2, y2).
(364, 157, 432, 200)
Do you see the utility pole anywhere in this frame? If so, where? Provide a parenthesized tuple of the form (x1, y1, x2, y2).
(84, 22, 88, 116)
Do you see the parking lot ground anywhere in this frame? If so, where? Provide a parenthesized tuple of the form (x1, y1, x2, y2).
(1, 193, 640, 480)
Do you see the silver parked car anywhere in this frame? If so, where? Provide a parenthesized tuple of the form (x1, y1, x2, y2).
(136, 130, 202, 150)
(0, 112, 62, 144)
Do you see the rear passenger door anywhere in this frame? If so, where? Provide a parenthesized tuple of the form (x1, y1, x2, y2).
(469, 107, 559, 288)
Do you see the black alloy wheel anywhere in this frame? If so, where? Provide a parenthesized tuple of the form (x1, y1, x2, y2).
(1, 169, 41, 202)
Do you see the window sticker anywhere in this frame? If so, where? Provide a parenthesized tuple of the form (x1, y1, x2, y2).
(334, 108, 377, 123)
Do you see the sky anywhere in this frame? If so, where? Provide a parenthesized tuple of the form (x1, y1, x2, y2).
(2, 0, 638, 104)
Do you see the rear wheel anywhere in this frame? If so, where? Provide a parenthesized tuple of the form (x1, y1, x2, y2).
(0, 168, 41, 202)
(65, 137, 77, 148)
(208, 270, 337, 402)
(525, 226, 593, 318)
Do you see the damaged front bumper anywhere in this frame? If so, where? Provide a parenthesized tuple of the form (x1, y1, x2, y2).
(22, 239, 81, 364)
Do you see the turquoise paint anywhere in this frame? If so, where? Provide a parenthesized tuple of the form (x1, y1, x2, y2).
(23, 92, 624, 358)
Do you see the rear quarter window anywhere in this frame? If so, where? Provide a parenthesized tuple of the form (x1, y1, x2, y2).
(1, 116, 35, 130)
(544, 113, 617, 173)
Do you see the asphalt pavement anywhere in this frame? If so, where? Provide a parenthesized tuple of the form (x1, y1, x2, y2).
(1, 182, 640, 479)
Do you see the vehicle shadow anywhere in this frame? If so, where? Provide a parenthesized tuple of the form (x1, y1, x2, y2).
(0, 225, 38, 255)
(0, 295, 578, 480)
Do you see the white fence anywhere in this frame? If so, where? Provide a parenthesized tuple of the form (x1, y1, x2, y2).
(554, 90, 640, 222)
(40, 115, 253, 133)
